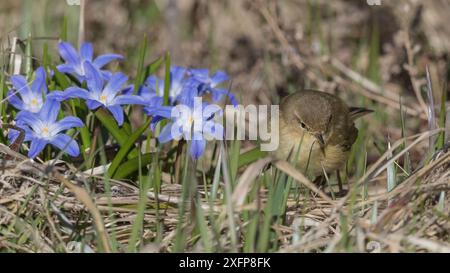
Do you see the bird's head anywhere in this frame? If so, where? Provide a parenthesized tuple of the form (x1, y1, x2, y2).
(280, 90, 336, 148)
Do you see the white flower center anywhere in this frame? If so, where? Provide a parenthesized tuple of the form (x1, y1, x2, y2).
(76, 63, 86, 76)
(26, 97, 43, 113)
(36, 122, 58, 140)
(41, 127, 50, 137)
(99, 95, 107, 103)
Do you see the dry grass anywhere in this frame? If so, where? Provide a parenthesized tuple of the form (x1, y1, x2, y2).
(0, 137, 448, 252)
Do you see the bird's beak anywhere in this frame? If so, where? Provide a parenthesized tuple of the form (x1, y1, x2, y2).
(314, 133, 325, 147)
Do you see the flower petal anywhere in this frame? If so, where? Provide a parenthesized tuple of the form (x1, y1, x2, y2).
(87, 99, 103, 110)
(176, 78, 200, 106)
(203, 121, 224, 140)
(84, 61, 104, 94)
(93, 53, 123, 68)
(31, 67, 47, 95)
(121, 84, 134, 95)
(10, 75, 32, 97)
(46, 91, 67, 101)
(104, 72, 128, 97)
(60, 87, 91, 100)
(56, 64, 77, 74)
(54, 116, 84, 134)
(210, 70, 229, 87)
(190, 133, 206, 159)
(28, 138, 48, 159)
(113, 95, 145, 105)
(80, 42, 94, 61)
(227, 92, 239, 107)
(171, 66, 188, 84)
(189, 68, 209, 82)
(203, 103, 223, 119)
(100, 70, 113, 80)
(158, 122, 175, 143)
(38, 99, 60, 122)
(16, 111, 41, 130)
(8, 129, 20, 144)
(210, 88, 226, 102)
(58, 41, 80, 65)
(148, 96, 163, 107)
(149, 115, 165, 131)
(50, 134, 80, 157)
(107, 105, 124, 126)
(7, 125, 33, 143)
(7, 90, 25, 110)
(144, 75, 158, 88)
(145, 105, 173, 118)
(209, 88, 238, 106)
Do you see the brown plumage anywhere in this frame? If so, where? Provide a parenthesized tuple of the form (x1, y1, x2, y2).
(274, 89, 372, 177)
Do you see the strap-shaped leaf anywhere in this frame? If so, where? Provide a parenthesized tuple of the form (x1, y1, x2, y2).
(108, 119, 150, 178)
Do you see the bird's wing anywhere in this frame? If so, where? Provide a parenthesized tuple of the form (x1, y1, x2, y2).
(349, 107, 374, 120)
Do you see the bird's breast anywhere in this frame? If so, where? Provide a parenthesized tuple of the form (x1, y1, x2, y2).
(276, 124, 350, 177)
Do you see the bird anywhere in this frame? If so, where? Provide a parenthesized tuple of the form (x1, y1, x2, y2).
(274, 89, 372, 185)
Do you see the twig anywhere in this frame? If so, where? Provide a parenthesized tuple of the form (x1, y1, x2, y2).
(404, 31, 429, 115)
(273, 159, 334, 204)
(425, 65, 437, 154)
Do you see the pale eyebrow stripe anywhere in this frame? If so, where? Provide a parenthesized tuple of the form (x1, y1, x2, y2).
(293, 110, 301, 121)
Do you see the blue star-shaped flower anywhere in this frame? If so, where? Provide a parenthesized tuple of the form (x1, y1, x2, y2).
(10, 99, 84, 159)
(157, 99, 223, 159)
(7, 67, 49, 113)
(189, 69, 237, 106)
(56, 62, 144, 126)
(57, 41, 123, 82)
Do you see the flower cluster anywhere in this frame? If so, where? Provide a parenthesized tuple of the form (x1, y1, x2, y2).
(133, 66, 235, 159)
(6, 41, 236, 160)
(8, 67, 84, 158)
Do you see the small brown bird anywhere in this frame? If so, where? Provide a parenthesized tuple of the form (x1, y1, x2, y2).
(275, 89, 372, 180)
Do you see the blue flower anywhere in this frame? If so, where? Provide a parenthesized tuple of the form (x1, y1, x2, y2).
(189, 69, 237, 106)
(9, 99, 84, 159)
(157, 98, 223, 159)
(7, 67, 49, 113)
(57, 41, 123, 82)
(142, 66, 201, 105)
(57, 62, 144, 126)
(131, 66, 199, 129)
(149, 66, 188, 99)
(130, 81, 164, 116)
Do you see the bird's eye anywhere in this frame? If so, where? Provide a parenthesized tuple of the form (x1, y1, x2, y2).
(300, 122, 307, 129)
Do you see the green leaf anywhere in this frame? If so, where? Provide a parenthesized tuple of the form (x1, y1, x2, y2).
(163, 51, 171, 106)
(230, 140, 241, 181)
(437, 84, 447, 150)
(133, 36, 148, 95)
(127, 153, 151, 253)
(238, 147, 268, 168)
(144, 55, 165, 79)
(79, 122, 92, 161)
(113, 153, 153, 180)
(108, 119, 151, 178)
(25, 34, 33, 79)
(42, 42, 51, 70)
(0, 73, 7, 144)
(60, 16, 68, 41)
(94, 108, 138, 158)
(52, 66, 71, 89)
